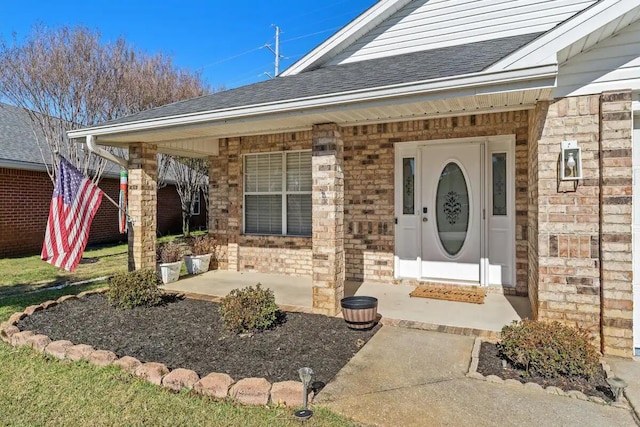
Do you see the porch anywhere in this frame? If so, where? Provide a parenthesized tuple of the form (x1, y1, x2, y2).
(161, 271, 531, 336)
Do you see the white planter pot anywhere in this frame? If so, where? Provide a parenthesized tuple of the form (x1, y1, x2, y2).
(158, 261, 181, 284)
(184, 254, 212, 275)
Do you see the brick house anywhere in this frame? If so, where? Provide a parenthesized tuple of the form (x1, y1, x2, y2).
(69, 0, 640, 357)
(0, 103, 206, 257)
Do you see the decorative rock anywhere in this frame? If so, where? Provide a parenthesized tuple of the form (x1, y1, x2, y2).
(66, 344, 95, 361)
(113, 356, 142, 373)
(8, 312, 26, 324)
(466, 372, 484, 380)
(23, 305, 43, 316)
(162, 368, 199, 391)
(57, 295, 78, 303)
(270, 381, 312, 407)
(44, 340, 74, 359)
(11, 330, 35, 346)
(485, 375, 504, 384)
(194, 373, 235, 399)
(230, 377, 272, 406)
(88, 350, 118, 367)
(589, 396, 607, 405)
(523, 382, 544, 392)
(545, 386, 564, 395)
(134, 362, 170, 385)
(567, 390, 589, 401)
(41, 300, 58, 310)
(25, 334, 51, 352)
(504, 379, 523, 387)
(0, 325, 20, 343)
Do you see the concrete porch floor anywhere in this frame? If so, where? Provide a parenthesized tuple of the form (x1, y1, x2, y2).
(161, 271, 532, 335)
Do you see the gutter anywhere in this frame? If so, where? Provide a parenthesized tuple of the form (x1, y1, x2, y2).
(68, 63, 558, 139)
(86, 135, 128, 168)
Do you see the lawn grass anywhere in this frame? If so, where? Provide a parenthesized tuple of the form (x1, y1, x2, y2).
(0, 242, 128, 289)
(0, 233, 199, 292)
(0, 285, 354, 426)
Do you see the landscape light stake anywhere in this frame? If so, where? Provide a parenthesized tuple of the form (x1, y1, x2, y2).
(606, 377, 628, 402)
(294, 367, 314, 421)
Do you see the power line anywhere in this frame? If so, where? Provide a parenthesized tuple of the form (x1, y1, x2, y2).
(197, 45, 265, 70)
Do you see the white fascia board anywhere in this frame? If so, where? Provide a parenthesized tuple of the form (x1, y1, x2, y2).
(487, 0, 638, 72)
(0, 159, 48, 172)
(68, 64, 557, 140)
(280, 0, 412, 76)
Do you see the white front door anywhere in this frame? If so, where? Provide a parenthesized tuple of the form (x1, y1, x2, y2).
(420, 143, 482, 283)
(394, 136, 515, 287)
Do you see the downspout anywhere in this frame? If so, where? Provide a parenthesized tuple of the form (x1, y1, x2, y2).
(86, 135, 128, 168)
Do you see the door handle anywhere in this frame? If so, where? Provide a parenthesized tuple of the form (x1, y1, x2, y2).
(422, 217, 428, 222)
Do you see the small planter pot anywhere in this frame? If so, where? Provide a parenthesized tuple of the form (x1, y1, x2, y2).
(184, 254, 213, 275)
(340, 296, 378, 330)
(158, 261, 181, 284)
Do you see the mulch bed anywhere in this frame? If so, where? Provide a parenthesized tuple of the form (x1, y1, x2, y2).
(17, 294, 380, 384)
(476, 342, 614, 402)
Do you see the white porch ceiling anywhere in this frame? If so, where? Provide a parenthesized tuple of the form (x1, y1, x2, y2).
(97, 87, 552, 156)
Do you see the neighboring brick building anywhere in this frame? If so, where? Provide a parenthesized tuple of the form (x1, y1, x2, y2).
(0, 103, 206, 258)
(69, 1, 640, 357)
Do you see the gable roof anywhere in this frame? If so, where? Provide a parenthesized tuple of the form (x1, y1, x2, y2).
(0, 103, 48, 167)
(79, 33, 541, 130)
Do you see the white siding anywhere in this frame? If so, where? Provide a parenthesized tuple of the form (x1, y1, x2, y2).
(555, 18, 640, 97)
(326, 0, 597, 66)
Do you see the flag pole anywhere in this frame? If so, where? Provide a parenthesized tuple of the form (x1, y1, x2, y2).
(53, 152, 134, 224)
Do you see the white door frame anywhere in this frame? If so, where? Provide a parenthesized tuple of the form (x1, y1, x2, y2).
(394, 135, 516, 287)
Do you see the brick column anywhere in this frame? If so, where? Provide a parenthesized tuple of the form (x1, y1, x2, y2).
(209, 141, 230, 269)
(600, 90, 633, 357)
(127, 143, 157, 271)
(311, 123, 345, 316)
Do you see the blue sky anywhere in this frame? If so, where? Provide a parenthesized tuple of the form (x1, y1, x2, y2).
(1, 0, 378, 89)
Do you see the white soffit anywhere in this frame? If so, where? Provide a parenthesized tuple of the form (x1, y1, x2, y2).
(97, 88, 552, 150)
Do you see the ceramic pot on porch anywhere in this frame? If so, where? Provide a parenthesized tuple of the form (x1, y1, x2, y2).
(184, 253, 213, 275)
(340, 296, 378, 330)
(158, 261, 181, 284)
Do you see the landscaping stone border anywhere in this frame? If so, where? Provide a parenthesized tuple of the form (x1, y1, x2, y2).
(0, 289, 312, 408)
(466, 337, 630, 410)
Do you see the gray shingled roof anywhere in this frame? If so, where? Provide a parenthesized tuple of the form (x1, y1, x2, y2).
(0, 103, 48, 165)
(99, 32, 542, 127)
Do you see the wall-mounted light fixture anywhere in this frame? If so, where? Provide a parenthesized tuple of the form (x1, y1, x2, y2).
(560, 140, 582, 180)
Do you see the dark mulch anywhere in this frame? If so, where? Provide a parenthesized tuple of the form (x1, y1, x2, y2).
(17, 294, 380, 384)
(477, 342, 614, 402)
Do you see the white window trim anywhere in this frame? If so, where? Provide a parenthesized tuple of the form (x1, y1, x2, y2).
(243, 149, 312, 236)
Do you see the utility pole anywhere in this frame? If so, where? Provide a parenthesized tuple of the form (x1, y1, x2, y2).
(264, 25, 282, 78)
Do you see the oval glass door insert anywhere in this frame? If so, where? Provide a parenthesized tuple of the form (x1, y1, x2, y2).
(435, 162, 469, 256)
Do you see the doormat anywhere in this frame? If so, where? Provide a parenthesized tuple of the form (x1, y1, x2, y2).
(409, 284, 486, 304)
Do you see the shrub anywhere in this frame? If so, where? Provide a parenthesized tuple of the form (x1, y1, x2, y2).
(497, 320, 600, 379)
(189, 234, 218, 256)
(107, 269, 162, 309)
(157, 241, 182, 263)
(219, 284, 279, 333)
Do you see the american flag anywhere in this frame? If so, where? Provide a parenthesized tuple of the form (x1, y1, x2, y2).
(41, 157, 103, 271)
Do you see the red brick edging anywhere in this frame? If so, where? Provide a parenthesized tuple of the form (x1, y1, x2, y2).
(0, 290, 312, 408)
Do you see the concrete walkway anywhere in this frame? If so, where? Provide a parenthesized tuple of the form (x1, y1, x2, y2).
(316, 326, 637, 427)
(607, 356, 640, 422)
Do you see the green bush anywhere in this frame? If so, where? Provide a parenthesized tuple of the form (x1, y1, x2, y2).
(219, 284, 279, 333)
(107, 269, 162, 309)
(497, 320, 600, 379)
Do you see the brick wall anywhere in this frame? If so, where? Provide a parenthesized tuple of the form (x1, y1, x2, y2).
(0, 166, 189, 258)
(209, 132, 313, 275)
(341, 111, 530, 291)
(530, 95, 602, 339)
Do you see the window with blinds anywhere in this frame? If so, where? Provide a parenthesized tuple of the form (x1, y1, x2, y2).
(244, 151, 312, 236)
